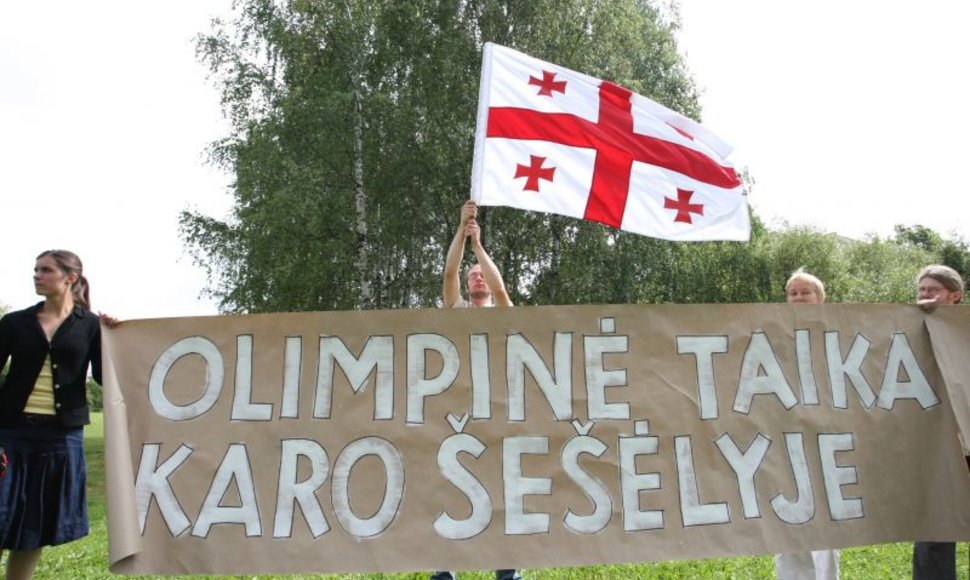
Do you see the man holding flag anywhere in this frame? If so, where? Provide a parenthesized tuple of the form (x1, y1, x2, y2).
(442, 200, 513, 310)
(437, 199, 516, 580)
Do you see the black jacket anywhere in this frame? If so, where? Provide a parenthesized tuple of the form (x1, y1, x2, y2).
(0, 302, 101, 428)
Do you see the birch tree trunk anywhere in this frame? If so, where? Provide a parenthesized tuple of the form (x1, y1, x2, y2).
(351, 82, 371, 309)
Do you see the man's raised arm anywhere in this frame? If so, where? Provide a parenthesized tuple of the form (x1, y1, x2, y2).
(443, 200, 477, 309)
(467, 219, 513, 307)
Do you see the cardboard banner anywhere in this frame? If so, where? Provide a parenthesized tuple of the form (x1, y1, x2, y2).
(102, 304, 970, 575)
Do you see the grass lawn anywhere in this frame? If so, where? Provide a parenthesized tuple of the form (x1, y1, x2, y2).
(7, 412, 965, 579)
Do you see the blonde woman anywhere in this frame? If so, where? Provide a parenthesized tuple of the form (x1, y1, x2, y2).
(775, 268, 839, 580)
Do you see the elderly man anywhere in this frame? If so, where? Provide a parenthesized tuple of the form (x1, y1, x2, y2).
(435, 199, 518, 580)
(913, 264, 966, 580)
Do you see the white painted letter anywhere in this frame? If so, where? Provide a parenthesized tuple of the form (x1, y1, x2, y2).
(770, 433, 815, 525)
(406, 334, 459, 424)
(148, 337, 223, 420)
(563, 435, 612, 534)
(507, 333, 573, 421)
(232, 335, 273, 421)
(676, 436, 729, 526)
(819, 433, 863, 520)
(280, 336, 303, 418)
(795, 329, 820, 405)
(585, 335, 630, 420)
(192, 444, 262, 537)
(876, 333, 940, 410)
(676, 336, 728, 420)
(734, 332, 797, 413)
(715, 432, 771, 519)
(825, 332, 875, 409)
(618, 434, 663, 531)
(274, 439, 330, 538)
(470, 334, 492, 420)
(135, 443, 193, 535)
(317, 335, 395, 420)
(504, 436, 552, 534)
(332, 437, 404, 537)
(434, 433, 492, 540)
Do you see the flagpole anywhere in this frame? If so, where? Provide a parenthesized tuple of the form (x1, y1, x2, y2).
(469, 42, 494, 203)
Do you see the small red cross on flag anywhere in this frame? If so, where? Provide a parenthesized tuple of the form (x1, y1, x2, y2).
(665, 189, 704, 224)
(515, 155, 556, 191)
(528, 71, 567, 97)
(470, 43, 749, 242)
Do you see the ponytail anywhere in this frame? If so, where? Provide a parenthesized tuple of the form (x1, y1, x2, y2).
(73, 274, 91, 310)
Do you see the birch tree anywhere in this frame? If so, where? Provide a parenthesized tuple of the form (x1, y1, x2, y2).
(181, 0, 724, 312)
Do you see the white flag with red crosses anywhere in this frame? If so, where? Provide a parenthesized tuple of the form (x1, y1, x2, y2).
(470, 43, 750, 242)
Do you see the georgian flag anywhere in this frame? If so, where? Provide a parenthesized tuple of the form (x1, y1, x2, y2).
(470, 43, 749, 242)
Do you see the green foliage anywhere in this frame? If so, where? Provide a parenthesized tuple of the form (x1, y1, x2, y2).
(182, 0, 704, 313)
(841, 234, 933, 303)
(720, 223, 968, 306)
(86, 378, 103, 412)
(754, 225, 847, 302)
(894, 224, 943, 254)
(896, 224, 970, 283)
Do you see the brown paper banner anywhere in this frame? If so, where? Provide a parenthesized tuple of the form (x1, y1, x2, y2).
(103, 304, 970, 575)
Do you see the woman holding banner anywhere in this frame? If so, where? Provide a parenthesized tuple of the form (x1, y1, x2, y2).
(0, 250, 115, 580)
(774, 268, 840, 580)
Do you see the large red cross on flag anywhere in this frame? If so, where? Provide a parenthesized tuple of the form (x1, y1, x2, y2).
(470, 43, 750, 241)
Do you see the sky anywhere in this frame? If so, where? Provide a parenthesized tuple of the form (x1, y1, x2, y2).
(1, 1, 233, 319)
(2, 1, 968, 320)
(676, 0, 970, 238)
